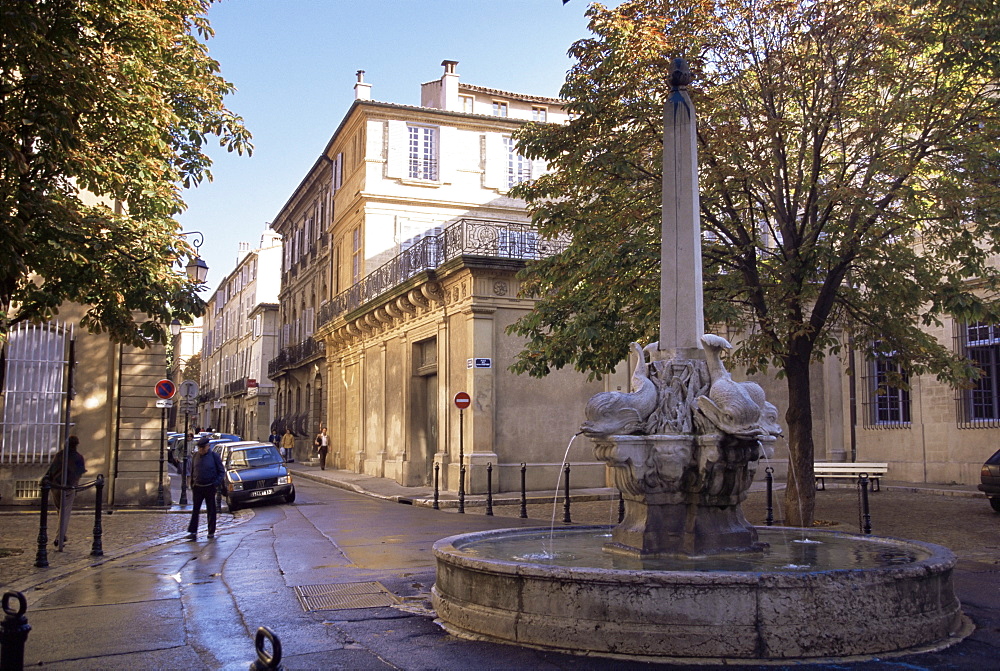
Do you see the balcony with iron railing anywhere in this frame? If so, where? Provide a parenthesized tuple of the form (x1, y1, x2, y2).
(267, 337, 325, 378)
(316, 218, 569, 329)
(223, 379, 247, 397)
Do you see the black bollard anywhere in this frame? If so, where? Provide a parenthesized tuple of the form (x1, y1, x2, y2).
(1, 591, 31, 671)
(519, 463, 527, 519)
(485, 463, 494, 516)
(91, 475, 105, 557)
(35, 478, 49, 569)
(859, 474, 872, 535)
(249, 626, 282, 671)
(433, 463, 440, 510)
(618, 491, 625, 524)
(458, 465, 466, 514)
(563, 464, 571, 524)
(765, 466, 774, 527)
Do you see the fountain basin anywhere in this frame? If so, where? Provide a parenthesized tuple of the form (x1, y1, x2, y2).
(432, 526, 967, 661)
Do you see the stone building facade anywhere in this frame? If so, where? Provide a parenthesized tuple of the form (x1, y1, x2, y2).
(268, 62, 620, 491)
(198, 232, 281, 441)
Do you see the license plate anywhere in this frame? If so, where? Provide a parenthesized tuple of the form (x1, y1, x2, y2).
(250, 489, 273, 498)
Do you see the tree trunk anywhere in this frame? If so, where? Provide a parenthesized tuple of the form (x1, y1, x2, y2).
(783, 346, 816, 527)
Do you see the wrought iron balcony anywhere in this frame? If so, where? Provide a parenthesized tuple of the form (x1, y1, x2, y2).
(267, 338, 325, 377)
(223, 379, 247, 397)
(317, 218, 568, 328)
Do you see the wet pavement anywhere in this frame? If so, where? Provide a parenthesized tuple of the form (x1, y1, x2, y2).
(0, 465, 997, 670)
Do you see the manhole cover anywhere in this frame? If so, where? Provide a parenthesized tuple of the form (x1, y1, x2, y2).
(294, 581, 399, 611)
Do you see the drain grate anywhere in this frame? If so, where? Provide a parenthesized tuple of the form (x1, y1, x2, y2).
(293, 581, 399, 612)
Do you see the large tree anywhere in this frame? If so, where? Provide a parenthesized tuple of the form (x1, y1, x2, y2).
(0, 0, 251, 346)
(510, 0, 1000, 525)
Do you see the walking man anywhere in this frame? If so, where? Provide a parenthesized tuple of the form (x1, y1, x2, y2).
(281, 428, 295, 463)
(46, 435, 86, 551)
(187, 435, 224, 540)
(314, 427, 329, 470)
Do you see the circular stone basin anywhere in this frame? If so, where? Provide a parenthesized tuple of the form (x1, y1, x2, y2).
(432, 526, 967, 661)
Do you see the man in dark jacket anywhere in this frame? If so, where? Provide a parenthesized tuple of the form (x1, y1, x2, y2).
(46, 435, 86, 551)
(187, 435, 225, 539)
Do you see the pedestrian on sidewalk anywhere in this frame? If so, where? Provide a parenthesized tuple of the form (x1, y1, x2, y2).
(281, 428, 295, 463)
(314, 427, 329, 470)
(187, 435, 224, 540)
(45, 435, 86, 551)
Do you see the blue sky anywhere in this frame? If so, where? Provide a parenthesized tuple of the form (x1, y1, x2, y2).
(176, 0, 617, 285)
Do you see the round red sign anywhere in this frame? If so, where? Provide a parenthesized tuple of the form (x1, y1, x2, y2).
(154, 379, 176, 400)
(454, 391, 471, 409)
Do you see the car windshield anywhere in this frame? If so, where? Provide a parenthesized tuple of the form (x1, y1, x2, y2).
(986, 449, 1000, 466)
(229, 446, 283, 469)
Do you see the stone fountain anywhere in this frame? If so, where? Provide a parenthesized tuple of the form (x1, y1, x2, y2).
(432, 59, 968, 661)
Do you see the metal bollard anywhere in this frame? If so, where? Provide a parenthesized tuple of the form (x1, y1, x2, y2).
(91, 475, 105, 557)
(458, 465, 466, 514)
(563, 464, 571, 524)
(519, 463, 527, 519)
(765, 467, 774, 526)
(859, 474, 872, 535)
(1, 591, 31, 671)
(433, 463, 440, 510)
(35, 479, 50, 569)
(618, 492, 625, 524)
(249, 626, 282, 671)
(485, 463, 494, 516)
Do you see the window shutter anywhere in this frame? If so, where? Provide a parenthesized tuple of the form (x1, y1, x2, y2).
(438, 126, 456, 183)
(386, 120, 406, 178)
(483, 133, 505, 189)
(334, 153, 343, 191)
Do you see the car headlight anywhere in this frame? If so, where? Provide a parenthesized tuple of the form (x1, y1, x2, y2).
(278, 475, 291, 485)
(228, 481, 243, 492)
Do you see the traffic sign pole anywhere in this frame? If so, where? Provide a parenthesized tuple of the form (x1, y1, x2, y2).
(454, 392, 471, 514)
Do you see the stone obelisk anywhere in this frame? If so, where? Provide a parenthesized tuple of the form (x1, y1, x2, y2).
(658, 58, 704, 362)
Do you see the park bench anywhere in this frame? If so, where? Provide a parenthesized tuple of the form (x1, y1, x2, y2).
(814, 462, 888, 492)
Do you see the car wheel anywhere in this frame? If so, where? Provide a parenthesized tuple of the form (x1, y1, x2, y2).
(284, 489, 296, 504)
(226, 497, 240, 513)
(990, 497, 1000, 513)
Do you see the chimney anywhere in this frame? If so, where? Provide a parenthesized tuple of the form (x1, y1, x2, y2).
(440, 60, 459, 111)
(354, 70, 372, 101)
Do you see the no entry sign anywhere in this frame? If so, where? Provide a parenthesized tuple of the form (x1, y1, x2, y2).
(453, 391, 471, 409)
(154, 379, 176, 400)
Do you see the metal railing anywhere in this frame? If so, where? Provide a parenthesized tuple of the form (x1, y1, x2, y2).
(268, 338, 325, 377)
(316, 218, 568, 329)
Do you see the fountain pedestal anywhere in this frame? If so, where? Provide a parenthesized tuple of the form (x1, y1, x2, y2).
(595, 433, 767, 556)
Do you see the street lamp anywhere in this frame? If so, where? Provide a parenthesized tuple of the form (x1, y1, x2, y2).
(179, 231, 209, 283)
(170, 319, 182, 337)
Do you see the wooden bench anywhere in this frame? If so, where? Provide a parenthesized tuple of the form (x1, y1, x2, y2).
(814, 462, 888, 492)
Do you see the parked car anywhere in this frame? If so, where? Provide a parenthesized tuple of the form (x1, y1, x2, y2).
(214, 441, 295, 512)
(979, 448, 1000, 513)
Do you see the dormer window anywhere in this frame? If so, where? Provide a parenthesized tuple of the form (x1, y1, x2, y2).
(532, 106, 547, 122)
(460, 95, 474, 113)
(492, 101, 508, 117)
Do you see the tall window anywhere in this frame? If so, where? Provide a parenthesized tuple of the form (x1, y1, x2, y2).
(504, 136, 532, 188)
(1, 322, 71, 463)
(532, 106, 547, 122)
(862, 342, 911, 428)
(492, 101, 508, 117)
(351, 227, 362, 283)
(407, 125, 438, 180)
(957, 321, 1000, 426)
(460, 95, 474, 113)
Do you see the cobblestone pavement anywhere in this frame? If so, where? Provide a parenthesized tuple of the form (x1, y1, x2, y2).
(0, 508, 241, 592)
